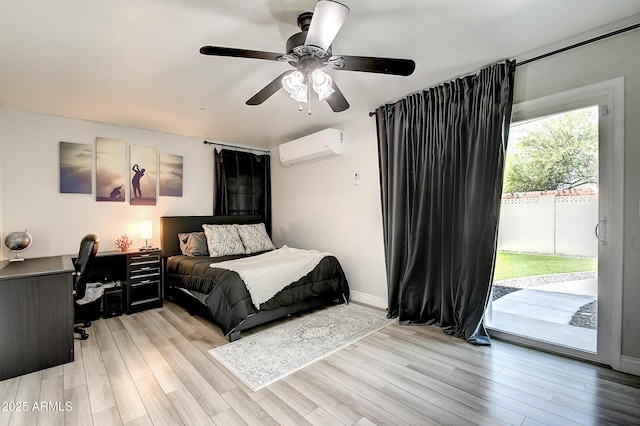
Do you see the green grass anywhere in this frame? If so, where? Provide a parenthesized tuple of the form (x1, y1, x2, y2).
(494, 251, 597, 281)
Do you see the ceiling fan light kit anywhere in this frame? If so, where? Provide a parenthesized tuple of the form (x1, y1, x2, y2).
(200, 0, 415, 113)
(283, 70, 334, 100)
(282, 69, 335, 114)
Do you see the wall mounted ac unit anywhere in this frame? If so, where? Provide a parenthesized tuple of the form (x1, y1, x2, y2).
(279, 128, 343, 166)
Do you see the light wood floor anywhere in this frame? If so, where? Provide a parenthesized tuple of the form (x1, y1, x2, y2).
(2, 301, 640, 426)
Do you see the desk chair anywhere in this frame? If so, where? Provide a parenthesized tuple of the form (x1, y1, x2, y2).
(73, 234, 100, 340)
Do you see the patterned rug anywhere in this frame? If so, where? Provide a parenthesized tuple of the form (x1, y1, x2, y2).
(208, 303, 395, 391)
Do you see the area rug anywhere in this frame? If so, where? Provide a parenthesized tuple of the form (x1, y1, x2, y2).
(208, 303, 395, 391)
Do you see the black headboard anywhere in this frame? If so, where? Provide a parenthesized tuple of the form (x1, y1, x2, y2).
(160, 215, 263, 257)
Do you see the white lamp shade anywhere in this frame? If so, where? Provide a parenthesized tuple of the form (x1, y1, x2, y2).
(282, 71, 308, 103)
(139, 220, 153, 240)
(290, 84, 308, 102)
(282, 71, 304, 94)
(312, 70, 335, 101)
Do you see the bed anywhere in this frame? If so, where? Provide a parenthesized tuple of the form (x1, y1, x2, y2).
(160, 215, 350, 341)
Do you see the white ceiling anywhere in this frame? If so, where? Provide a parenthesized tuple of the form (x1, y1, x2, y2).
(1, 0, 639, 148)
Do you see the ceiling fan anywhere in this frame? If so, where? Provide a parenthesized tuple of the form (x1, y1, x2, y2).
(200, 0, 416, 113)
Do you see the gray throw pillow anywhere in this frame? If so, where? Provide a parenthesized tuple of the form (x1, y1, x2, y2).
(178, 232, 208, 256)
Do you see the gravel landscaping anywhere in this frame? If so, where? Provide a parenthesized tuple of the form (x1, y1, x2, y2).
(492, 271, 597, 330)
(569, 300, 597, 329)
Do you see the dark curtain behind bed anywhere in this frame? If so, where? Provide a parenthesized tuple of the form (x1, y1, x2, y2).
(214, 149, 272, 234)
(375, 60, 515, 345)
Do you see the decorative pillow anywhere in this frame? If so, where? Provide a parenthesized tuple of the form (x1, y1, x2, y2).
(235, 223, 275, 254)
(178, 232, 208, 256)
(202, 224, 246, 257)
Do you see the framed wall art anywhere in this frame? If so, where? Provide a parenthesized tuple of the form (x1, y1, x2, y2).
(96, 137, 126, 202)
(159, 152, 183, 197)
(59, 141, 92, 194)
(130, 145, 157, 206)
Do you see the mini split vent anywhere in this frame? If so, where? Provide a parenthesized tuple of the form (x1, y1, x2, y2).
(278, 128, 344, 166)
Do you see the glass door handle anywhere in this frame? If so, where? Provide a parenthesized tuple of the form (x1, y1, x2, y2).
(595, 218, 607, 244)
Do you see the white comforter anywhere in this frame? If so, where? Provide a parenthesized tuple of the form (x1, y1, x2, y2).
(210, 245, 331, 308)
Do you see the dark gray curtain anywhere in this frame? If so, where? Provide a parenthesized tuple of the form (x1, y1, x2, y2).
(214, 149, 272, 234)
(375, 60, 515, 345)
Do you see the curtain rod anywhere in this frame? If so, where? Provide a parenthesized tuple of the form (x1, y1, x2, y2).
(516, 21, 640, 67)
(368, 21, 640, 117)
(203, 140, 270, 154)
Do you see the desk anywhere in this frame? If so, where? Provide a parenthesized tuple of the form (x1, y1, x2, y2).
(0, 255, 74, 381)
(86, 248, 163, 314)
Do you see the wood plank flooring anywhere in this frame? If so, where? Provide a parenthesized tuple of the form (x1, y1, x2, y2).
(1, 301, 640, 425)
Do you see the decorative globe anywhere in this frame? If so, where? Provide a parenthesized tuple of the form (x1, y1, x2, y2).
(5, 230, 32, 261)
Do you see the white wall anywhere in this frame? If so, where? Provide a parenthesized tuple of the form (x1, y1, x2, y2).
(271, 115, 388, 308)
(0, 109, 213, 259)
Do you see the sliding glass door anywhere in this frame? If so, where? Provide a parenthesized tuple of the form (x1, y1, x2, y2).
(486, 79, 624, 367)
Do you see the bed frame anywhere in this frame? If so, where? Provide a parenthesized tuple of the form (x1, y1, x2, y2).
(160, 215, 343, 341)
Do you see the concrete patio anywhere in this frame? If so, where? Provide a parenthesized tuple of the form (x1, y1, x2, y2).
(488, 275, 597, 352)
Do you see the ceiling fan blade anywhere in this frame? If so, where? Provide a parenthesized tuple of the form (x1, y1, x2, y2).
(326, 80, 349, 112)
(304, 0, 350, 52)
(200, 46, 282, 61)
(331, 55, 416, 76)
(246, 71, 292, 105)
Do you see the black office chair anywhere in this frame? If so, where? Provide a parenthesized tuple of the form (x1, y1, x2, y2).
(73, 234, 100, 340)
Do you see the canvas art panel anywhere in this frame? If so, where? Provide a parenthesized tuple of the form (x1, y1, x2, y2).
(96, 137, 126, 202)
(159, 153, 183, 197)
(130, 145, 157, 205)
(59, 141, 92, 194)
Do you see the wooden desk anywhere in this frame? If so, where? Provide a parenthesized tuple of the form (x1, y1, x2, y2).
(0, 255, 74, 381)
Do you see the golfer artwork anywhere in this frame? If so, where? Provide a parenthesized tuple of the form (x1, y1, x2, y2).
(129, 145, 157, 206)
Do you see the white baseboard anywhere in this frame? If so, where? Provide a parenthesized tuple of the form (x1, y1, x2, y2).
(350, 290, 388, 310)
(620, 355, 640, 376)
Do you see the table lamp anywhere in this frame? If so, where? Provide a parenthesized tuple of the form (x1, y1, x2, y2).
(139, 220, 153, 250)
